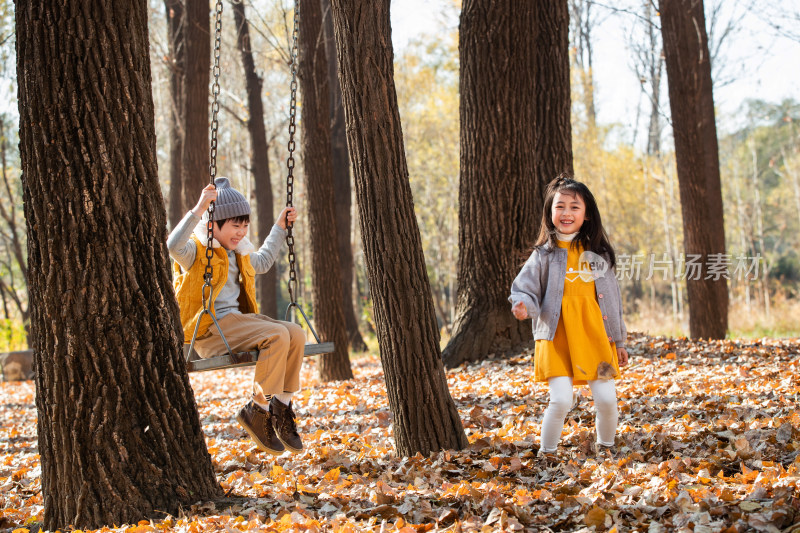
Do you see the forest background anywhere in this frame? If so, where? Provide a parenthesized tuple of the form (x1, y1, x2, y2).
(0, 0, 799, 352)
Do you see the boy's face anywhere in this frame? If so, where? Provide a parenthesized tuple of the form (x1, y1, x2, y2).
(551, 191, 586, 235)
(214, 219, 249, 250)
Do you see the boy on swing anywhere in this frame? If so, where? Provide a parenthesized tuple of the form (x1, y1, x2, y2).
(168, 177, 305, 455)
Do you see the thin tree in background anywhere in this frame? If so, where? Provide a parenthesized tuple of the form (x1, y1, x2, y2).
(569, 0, 598, 134)
(320, 0, 367, 352)
(164, 0, 185, 228)
(442, 0, 573, 368)
(0, 117, 28, 344)
(627, 4, 683, 318)
(16, 0, 221, 528)
(748, 138, 771, 319)
(181, 0, 210, 213)
(329, 0, 468, 455)
(298, 0, 353, 381)
(660, 0, 728, 338)
(778, 146, 800, 243)
(233, 0, 278, 316)
(632, 2, 665, 156)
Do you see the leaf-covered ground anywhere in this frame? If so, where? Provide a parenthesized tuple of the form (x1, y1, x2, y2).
(1, 334, 799, 532)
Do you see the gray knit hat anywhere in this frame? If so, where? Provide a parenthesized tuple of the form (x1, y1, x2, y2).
(213, 177, 250, 220)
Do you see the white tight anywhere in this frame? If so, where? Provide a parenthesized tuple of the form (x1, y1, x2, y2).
(540, 376, 618, 452)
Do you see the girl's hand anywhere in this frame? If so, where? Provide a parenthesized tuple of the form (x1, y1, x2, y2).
(617, 347, 629, 367)
(511, 301, 528, 320)
(191, 184, 217, 217)
(276, 206, 298, 230)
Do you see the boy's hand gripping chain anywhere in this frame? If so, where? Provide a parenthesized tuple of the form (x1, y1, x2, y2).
(188, 0, 235, 361)
(202, 0, 224, 311)
(285, 0, 299, 307)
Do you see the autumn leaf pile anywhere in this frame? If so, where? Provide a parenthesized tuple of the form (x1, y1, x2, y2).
(1, 334, 799, 532)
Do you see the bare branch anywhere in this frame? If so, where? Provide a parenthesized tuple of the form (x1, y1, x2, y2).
(706, 0, 758, 89)
(592, 1, 661, 29)
(219, 100, 249, 126)
(236, 0, 292, 67)
(756, 1, 800, 42)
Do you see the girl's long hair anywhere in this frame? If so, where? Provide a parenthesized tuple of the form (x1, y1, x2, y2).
(534, 173, 616, 269)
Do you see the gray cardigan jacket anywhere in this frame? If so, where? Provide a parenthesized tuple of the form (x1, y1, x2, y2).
(509, 243, 627, 349)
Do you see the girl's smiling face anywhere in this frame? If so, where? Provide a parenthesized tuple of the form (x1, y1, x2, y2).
(551, 191, 587, 235)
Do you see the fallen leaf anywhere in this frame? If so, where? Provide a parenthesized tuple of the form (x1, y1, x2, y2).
(597, 361, 616, 379)
(584, 506, 606, 527)
(776, 422, 792, 443)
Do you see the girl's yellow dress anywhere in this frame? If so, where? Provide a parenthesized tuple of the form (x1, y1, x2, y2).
(534, 240, 620, 384)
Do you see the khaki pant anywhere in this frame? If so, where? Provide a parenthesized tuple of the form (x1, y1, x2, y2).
(195, 312, 306, 404)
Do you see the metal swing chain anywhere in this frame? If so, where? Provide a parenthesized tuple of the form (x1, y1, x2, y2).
(202, 0, 225, 310)
(279, 0, 323, 347)
(285, 0, 300, 305)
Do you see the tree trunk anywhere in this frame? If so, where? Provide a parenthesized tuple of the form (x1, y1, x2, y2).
(660, 0, 728, 338)
(320, 0, 366, 352)
(750, 140, 770, 320)
(181, 0, 210, 211)
(780, 148, 800, 241)
(329, 0, 468, 455)
(645, 2, 664, 156)
(569, 0, 597, 132)
(299, 0, 353, 381)
(654, 169, 680, 321)
(731, 160, 751, 307)
(164, 0, 184, 228)
(442, 0, 572, 367)
(232, 0, 278, 317)
(15, 1, 222, 529)
(0, 118, 29, 335)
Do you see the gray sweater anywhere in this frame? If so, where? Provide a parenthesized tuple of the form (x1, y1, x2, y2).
(509, 243, 627, 348)
(167, 211, 286, 319)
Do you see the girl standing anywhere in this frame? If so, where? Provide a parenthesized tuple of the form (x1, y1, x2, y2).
(509, 174, 629, 458)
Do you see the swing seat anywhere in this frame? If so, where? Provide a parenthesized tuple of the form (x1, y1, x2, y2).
(184, 304, 334, 373)
(184, 342, 335, 372)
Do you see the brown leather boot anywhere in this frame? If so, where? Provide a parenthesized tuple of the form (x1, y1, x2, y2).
(269, 397, 304, 453)
(236, 400, 285, 455)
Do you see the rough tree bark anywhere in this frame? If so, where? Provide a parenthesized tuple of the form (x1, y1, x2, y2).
(660, 0, 728, 338)
(330, 0, 468, 455)
(299, 0, 353, 381)
(181, 0, 210, 212)
(442, 0, 573, 368)
(164, 0, 185, 228)
(16, 1, 222, 529)
(320, 0, 367, 352)
(232, 0, 278, 317)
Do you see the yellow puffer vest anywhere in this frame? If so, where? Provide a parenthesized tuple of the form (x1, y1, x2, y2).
(173, 235, 259, 342)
